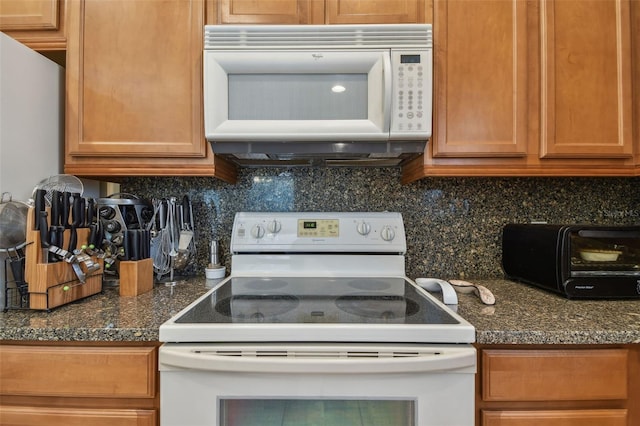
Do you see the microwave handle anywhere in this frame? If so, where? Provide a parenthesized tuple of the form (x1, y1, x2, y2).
(382, 53, 392, 132)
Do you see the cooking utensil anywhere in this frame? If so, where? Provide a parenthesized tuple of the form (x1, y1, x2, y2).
(32, 174, 83, 207)
(39, 211, 50, 264)
(174, 196, 195, 270)
(0, 192, 29, 252)
(449, 279, 496, 305)
(415, 278, 458, 305)
(6, 247, 28, 297)
(33, 189, 46, 231)
(61, 191, 71, 228)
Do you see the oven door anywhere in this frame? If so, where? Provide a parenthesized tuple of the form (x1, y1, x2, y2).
(204, 50, 391, 141)
(159, 343, 476, 426)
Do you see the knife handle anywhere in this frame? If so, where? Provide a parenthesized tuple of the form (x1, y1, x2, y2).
(86, 198, 96, 226)
(122, 230, 130, 261)
(87, 224, 97, 249)
(71, 194, 83, 227)
(34, 189, 46, 230)
(68, 227, 78, 252)
(142, 230, 150, 259)
(39, 211, 49, 248)
(50, 190, 61, 227)
(61, 191, 71, 228)
(131, 230, 140, 261)
(49, 226, 59, 262)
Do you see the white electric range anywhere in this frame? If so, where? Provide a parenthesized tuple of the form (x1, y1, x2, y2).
(159, 212, 476, 426)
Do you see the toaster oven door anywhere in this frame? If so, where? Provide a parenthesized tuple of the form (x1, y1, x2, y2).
(568, 228, 640, 277)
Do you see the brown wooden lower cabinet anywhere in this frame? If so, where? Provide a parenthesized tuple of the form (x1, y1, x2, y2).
(0, 342, 160, 426)
(476, 344, 640, 426)
(0, 406, 156, 426)
(482, 409, 627, 426)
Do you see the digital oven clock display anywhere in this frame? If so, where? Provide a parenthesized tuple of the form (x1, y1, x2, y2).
(297, 219, 339, 237)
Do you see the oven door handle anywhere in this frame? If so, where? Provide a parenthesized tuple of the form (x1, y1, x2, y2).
(159, 345, 476, 374)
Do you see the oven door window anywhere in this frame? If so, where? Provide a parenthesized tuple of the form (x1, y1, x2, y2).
(204, 50, 390, 140)
(570, 229, 640, 276)
(220, 398, 415, 426)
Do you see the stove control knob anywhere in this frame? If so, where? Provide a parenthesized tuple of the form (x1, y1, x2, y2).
(267, 219, 282, 234)
(251, 224, 265, 239)
(356, 221, 371, 236)
(380, 225, 395, 241)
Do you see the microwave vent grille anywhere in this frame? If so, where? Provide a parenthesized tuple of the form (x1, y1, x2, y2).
(205, 24, 432, 50)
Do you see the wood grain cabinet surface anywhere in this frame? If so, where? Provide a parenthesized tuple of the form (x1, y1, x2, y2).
(403, 0, 638, 182)
(633, 0, 640, 173)
(0, 0, 66, 50)
(0, 343, 159, 426)
(212, 0, 428, 25)
(476, 346, 640, 426)
(60, 0, 640, 181)
(64, 0, 237, 182)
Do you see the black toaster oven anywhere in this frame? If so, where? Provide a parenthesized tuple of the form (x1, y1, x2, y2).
(502, 224, 640, 299)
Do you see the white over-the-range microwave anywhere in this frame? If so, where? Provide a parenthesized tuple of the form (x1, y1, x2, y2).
(203, 24, 433, 167)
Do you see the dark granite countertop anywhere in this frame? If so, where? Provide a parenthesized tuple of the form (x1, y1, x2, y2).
(1, 279, 639, 345)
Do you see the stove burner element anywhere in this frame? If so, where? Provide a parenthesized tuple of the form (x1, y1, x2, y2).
(242, 279, 289, 291)
(347, 279, 392, 291)
(335, 295, 419, 320)
(215, 294, 299, 320)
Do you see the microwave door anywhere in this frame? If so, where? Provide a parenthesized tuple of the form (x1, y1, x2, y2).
(204, 50, 390, 141)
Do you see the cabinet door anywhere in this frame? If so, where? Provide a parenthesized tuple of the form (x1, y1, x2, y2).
(65, 0, 237, 181)
(431, 0, 528, 158)
(325, 0, 426, 24)
(540, 0, 633, 158)
(0, 406, 156, 426)
(217, 0, 324, 24)
(0, 0, 65, 50)
(633, 0, 640, 174)
(0, 345, 157, 397)
(482, 349, 628, 401)
(66, 0, 203, 159)
(482, 409, 627, 426)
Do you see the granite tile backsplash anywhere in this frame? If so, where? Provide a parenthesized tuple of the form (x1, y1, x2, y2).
(121, 169, 639, 280)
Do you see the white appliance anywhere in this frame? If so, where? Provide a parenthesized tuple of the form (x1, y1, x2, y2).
(159, 212, 476, 426)
(0, 33, 63, 203)
(203, 24, 433, 167)
(0, 33, 63, 308)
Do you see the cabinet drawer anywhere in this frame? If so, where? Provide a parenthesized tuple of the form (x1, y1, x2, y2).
(0, 345, 157, 398)
(482, 409, 627, 426)
(0, 405, 156, 426)
(482, 349, 628, 401)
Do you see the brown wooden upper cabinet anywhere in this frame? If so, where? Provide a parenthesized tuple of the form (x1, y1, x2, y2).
(64, 0, 237, 182)
(633, 0, 640, 174)
(0, 0, 66, 50)
(539, 0, 632, 159)
(211, 0, 430, 25)
(62, 0, 637, 181)
(402, 0, 638, 183)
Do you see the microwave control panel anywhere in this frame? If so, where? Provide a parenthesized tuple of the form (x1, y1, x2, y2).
(390, 49, 433, 138)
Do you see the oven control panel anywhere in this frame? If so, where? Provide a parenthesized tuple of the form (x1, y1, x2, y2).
(231, 212, 406, 253)
(298, 219, 339, 238)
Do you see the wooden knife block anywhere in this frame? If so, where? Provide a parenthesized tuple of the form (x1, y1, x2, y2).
(24, 207, 103, 311)
(119, 258, 153, 297)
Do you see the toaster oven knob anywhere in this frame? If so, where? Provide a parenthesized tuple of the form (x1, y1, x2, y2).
(380, 226, 395, 242)
(267, 219, 282, 234)
(251, 224, 265, 239)
(356, 221, 371, 236)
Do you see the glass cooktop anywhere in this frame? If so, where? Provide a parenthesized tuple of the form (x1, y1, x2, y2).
(174, 277, 460, 325)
